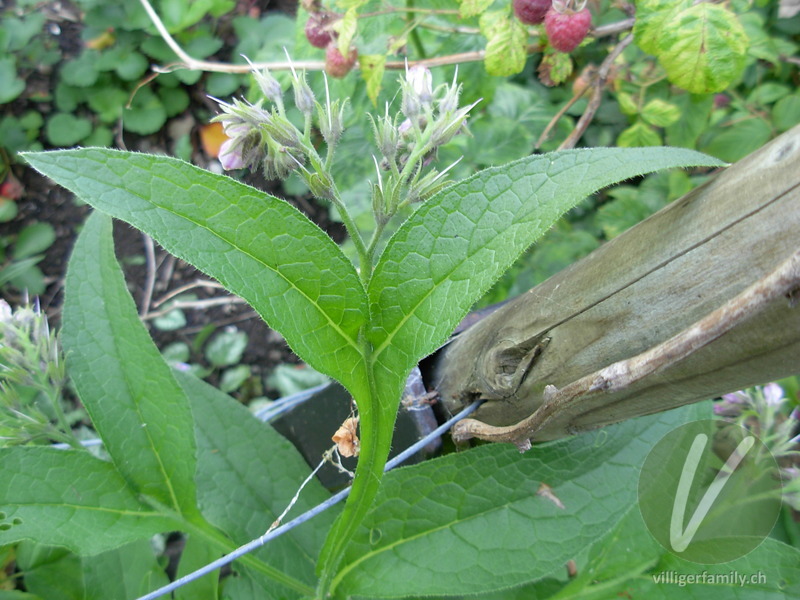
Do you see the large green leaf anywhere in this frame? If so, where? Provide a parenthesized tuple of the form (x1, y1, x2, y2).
(0, 447, 178, 555)
(643, 538, 800, 598)
(179, 370, 337, 590)
(334, 403, 708, 597)
(472, 508, 799, 599)
(367, 147, 725, 381)
(61, 211, 198, 515)
(22, 148, 368, 392)
(16, 540, 169, 600)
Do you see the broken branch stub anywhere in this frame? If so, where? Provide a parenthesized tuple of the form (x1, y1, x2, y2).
(433, 124, 800, 446)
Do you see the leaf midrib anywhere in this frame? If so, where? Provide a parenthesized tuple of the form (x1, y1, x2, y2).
(370, 192, 526, 364)
(85, 248, 189, 514)
(8, 501, 168, 517)
(72, 159, 365, 360)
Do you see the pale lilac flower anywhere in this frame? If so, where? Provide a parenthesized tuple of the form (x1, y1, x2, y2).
(407, 65, 433, 105)
(722, 391, 747, 404)
(397, 118, 412, 137)
(218, 137, 245, 170)
(763, 382, 785, 407)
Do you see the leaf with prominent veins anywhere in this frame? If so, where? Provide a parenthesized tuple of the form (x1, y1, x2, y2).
(23, 148, 368, 391)
(368, 147, 725, 382)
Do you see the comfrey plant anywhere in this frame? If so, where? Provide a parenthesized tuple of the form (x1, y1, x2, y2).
(10, 63, 725, 598)
(715, 383, 800, 510)
(0, 299, 76, 448)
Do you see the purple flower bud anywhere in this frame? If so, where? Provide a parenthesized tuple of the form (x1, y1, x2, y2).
(721, 392, 746, 404)
(407, 65, 433, 104)
(397, 118, 412, 137)
(252, 67, 283, 104)
(218, 138, 245, 170)
(292, 72, 316, 116)
(223, 122, 252, 139)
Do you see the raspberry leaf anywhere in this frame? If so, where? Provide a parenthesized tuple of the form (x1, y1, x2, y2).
(617, 121, 662, 147)
(656, 3, 748, 94)
(538, 50, 573, 86)
(641, 98, 682, 128)
(634, 0, 749, 94)
(634, 0, 692, 56)
(359, 54, 386, 106)
(336, 8, 358, 58)
(480, 10, 528, 77)
(460, 0, 494, 19)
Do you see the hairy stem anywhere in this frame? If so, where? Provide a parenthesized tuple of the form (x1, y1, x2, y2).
(330, 190, 371, 280)
(316, 344, 399, 598)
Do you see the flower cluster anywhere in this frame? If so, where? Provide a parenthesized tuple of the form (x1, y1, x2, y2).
(211, 60, 478, 269)
(368, 65, 479, 222)
(714, 382, 800, 511)
(211, 59, 345, 198)
(0, 299, 77, 447)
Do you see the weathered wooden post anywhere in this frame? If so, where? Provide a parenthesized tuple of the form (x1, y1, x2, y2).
(433, 125, 800, 448)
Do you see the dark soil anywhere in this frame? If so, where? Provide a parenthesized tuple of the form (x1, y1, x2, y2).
(0, 0, 349, 398)
(3, 155, 347, 396)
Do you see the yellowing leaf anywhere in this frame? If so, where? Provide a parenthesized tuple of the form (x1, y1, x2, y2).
(337, 8, 358, 57)
(359, 54, 386, 107)
(460, 0, 494, 19)
(636, 1, 749, 94)
(633, 0, 692, 56)
(641, 98, 681, 128)
(480, 11, 527, 77)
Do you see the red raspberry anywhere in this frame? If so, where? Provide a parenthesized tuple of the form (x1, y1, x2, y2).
(305, 12, 335, 49)
(324, 44, 357, 78)
(513, 0, 552, 25)
(544, 6, 592, 53)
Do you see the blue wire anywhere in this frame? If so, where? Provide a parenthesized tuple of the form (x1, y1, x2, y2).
(135, 400, 483, 600)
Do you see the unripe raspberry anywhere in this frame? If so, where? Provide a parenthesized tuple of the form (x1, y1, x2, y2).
(513, 0, 552, 25)
(325, 44, 357, 78)
(305, 12, 335, 49)
(544, 6, 592, 53)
